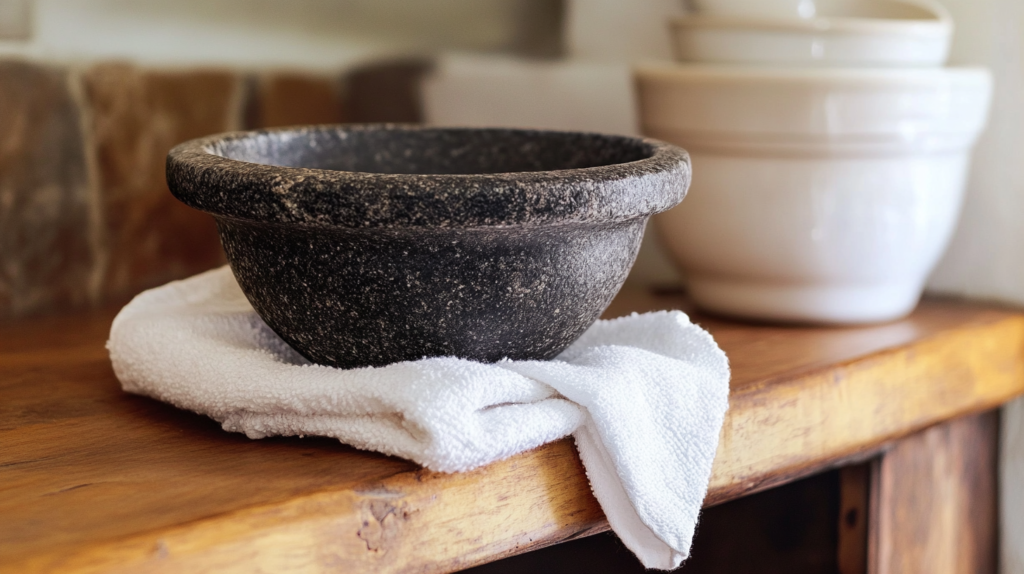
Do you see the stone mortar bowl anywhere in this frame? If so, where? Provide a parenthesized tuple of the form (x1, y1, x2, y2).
(167, 125, 690, 369)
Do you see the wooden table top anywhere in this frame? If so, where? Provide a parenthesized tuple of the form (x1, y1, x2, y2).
(3, 292, 1024, 574)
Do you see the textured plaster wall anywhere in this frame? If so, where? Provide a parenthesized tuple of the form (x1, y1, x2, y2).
(926, 0, 1024, 303)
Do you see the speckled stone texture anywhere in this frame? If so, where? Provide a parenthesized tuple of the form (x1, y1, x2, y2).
(168, 125, 690, 368)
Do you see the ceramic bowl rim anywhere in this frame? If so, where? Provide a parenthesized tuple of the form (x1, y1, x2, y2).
(634, 62, 990, 87)
(675, 0, 951, 36)
(167, 124, 691, 229)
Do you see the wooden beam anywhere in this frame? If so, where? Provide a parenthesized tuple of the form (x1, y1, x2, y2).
(869, 412, 999, 574)
(838, 464, 870, 574)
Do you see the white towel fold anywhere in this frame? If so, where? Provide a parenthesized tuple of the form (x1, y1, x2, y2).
(107, 266, 730, 570)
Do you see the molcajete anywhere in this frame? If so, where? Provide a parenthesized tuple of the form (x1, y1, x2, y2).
(167, 125, 690, 369)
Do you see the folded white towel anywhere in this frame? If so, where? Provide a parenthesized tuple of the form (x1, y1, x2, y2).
(107, 266, 730, 570)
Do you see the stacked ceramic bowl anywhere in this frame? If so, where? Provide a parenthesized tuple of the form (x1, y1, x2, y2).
(635, 0, 992, 324)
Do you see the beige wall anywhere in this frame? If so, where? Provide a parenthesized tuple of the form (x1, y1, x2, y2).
(927, 0, 1024, 304)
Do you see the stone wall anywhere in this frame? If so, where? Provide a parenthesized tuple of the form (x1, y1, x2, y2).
(0, 59, 427, 321)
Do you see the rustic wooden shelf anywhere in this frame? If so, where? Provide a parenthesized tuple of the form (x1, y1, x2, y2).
(3, 291, 1024, 573)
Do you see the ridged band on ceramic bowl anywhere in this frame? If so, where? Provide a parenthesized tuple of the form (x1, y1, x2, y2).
(634, 64, 992, 324)
(634, 63, 991, 154)
(168, 124, 690, 369)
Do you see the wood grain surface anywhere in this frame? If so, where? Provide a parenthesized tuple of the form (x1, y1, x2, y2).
(2, 293, 1024, 573)
(837, 464, 870, 574)
(869, 411, 999, 574)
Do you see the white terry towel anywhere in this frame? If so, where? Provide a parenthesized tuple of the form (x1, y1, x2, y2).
(108, 266, 730, 570)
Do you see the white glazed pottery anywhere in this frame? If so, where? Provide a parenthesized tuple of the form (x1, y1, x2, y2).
(689, 0, 819, 18)
(673, 0, 952, 67)
(635, 63, 992, 324)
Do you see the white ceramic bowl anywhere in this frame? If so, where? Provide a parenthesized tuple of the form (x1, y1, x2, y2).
(673, 0, 952, 67)
(635, 63, 992, 324)
(689, 0, 818, 18)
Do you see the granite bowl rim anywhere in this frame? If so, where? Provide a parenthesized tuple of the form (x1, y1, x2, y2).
(166, 123, 691, 229)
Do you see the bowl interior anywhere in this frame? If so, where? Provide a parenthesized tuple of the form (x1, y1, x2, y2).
(208, 127, 654, 176)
